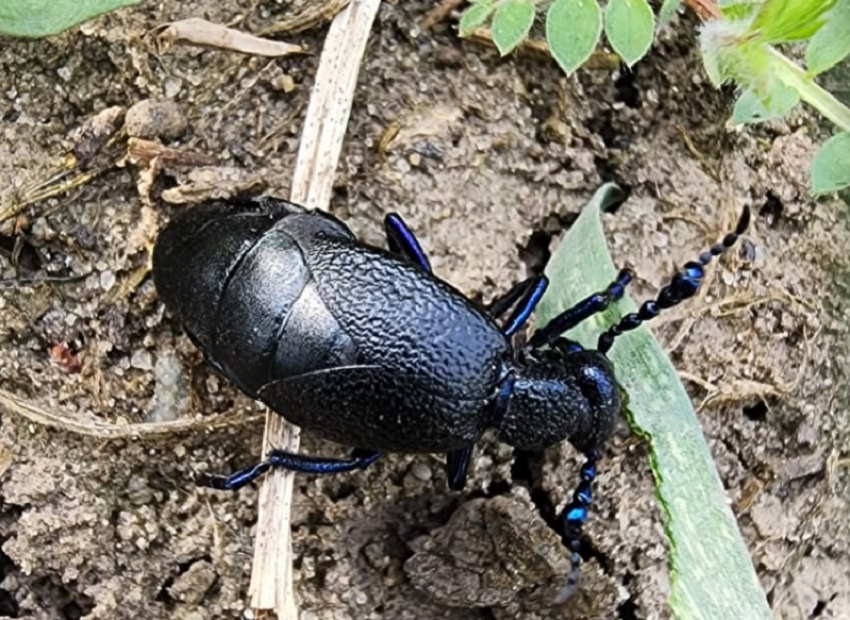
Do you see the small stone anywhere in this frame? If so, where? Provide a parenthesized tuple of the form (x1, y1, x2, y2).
(164, 78, 182, 98)
(410, 461, 432, 482)
(168, 560, 217, 604)
(271, 74, 296, 93)
(126, 99, 187, 140)
(130, 349, 153, 371)
(750, 494, 787, 538)
(99, 270, 116, 292)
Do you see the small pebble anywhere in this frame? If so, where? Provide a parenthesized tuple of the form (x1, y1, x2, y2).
(271, 74, 296, 93)
(99, 270, 116, 292)
(410, 461, 432, 482)
(130, 349, 153, 371)
(125, 99, 187, 140)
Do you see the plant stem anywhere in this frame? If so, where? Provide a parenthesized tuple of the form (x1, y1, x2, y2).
(768, 47, 850, 132)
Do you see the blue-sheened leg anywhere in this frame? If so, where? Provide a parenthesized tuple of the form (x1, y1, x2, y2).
(197, 448, 382, 490)
(384, 213, 431, 273)
(446, 446, 473, 490)
(499, 276, 548, 337)
(486, 276, 539, 318)
(527, 269, 633, 349)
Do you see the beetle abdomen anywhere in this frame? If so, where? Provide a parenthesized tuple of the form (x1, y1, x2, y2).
(211, 229, 310, 395)
(301, 241, 511, 400)
(152, 198, 299, 357)
(153, 199, 363, 398)
(271, 279, 357, 380)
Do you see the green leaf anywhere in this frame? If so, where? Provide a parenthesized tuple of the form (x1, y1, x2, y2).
(604, 0, 655, 67)
(0, 0, 140, 37)
(806, 0, 850, 75)
(812, 132, 850, 193)
(750, 0, 836, 44)
(659, 0, 683, 23)
(491, 0, 536, 55)
(459, 0, 497, 37)
(732, 83, 800, 124)
(546, 0, 602, 74)
(718, 0, 761, 20)
(535, 184, 772, 620)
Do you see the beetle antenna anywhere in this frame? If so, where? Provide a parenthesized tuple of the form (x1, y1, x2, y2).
(553, 449, 599, 604)
(597, 207, 750, 354)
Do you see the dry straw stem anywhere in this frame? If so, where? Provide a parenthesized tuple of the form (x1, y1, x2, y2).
(0, 386, 262, 439)
(248, 1, 382, 618)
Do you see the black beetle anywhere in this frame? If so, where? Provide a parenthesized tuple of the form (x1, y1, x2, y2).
(152, 196, 749, 598)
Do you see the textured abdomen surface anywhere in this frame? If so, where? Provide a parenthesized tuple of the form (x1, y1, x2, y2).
(155, 199, 509, 451)
(296, 238, 511, 401)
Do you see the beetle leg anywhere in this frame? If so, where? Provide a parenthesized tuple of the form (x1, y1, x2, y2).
(499, 276, 548, 337)
(383, 213, 431, 273)
(445, 446, 473, 490)
(196, 448, 382, 490)
(526, 270, 633, 350)
(486, 277, 537, 319)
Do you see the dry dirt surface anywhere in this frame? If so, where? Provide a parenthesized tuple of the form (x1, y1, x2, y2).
(1, 2, 849, 619)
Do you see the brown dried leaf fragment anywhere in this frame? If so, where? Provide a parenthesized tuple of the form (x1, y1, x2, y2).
(150, 18, 305, 57)
(259, 0, 351, 36)
(127, 138, 216, 171)
(161, 166, 266, 204)
(69, 105, 126, 168)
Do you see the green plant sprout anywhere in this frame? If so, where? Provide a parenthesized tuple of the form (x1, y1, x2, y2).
(699, 0, 850, 193)
(460, 0, 850, 194)
(460, 0, 655, 72)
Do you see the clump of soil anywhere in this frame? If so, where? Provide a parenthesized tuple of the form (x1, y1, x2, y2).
(1, 2, 848, 619)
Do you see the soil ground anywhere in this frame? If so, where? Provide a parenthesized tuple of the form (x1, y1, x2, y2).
(1, 2, 849, 619)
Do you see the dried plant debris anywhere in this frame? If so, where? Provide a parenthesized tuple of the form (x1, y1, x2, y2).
(259, 0, 351, 35)
(149, 18, 305, 57)
(161, 166, 266, 204)
(69, 105, 127, 168)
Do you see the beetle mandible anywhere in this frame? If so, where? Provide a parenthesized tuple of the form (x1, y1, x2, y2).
(152, 196, 749, 598)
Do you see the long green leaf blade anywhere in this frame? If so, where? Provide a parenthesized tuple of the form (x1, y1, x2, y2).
(535, 184, 772, 620)
(0, 0, 140, 38)
(546, 0, 602, 74)
(750, 0, 836, 44)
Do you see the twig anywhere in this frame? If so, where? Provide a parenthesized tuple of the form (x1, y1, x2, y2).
(467, 28, 621, 69)
(258, 0, 351, 36)
(248, 1, 382, 617)
(0, 386, 261, 439)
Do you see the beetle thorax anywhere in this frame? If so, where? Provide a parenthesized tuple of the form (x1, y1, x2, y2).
(494, 352, 622, 452)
